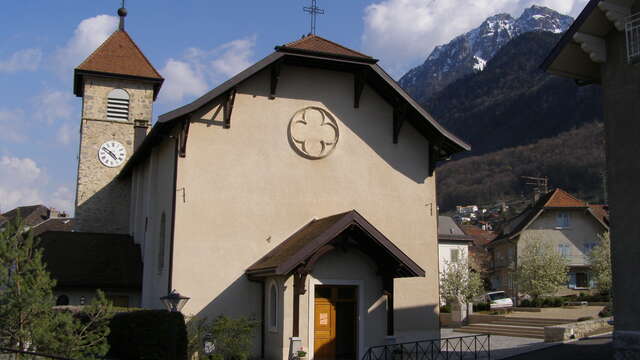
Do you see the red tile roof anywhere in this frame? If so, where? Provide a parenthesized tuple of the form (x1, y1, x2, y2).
(543, 188, 587, 208)
(76, 30, 162, 80)
(278, 35, 373, 60)
(460, 224, 497, 247)
(588, 204, 609, 226)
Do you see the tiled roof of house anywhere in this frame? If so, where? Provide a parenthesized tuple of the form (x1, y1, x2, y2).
(76, 30, 162, 80)
(438, 216, 474, 242)
(30, 218, 75, 236)
(489, 188, 607, 246)
(460, 224, 497, 247)
(277, 34, 374, 60)
(1, 205, 50, 227)
(588, 204, 609, 227)
(38, 231, 142, 289)
(543, 188, 587, 208)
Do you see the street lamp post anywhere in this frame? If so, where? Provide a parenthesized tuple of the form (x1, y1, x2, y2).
(160, 289, 190, 312)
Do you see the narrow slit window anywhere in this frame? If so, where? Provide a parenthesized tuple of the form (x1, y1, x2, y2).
(107, 88, 130, 121)
(269, 282, 278, 332)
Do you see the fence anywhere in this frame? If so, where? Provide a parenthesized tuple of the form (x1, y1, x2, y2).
(362, 334, 491, 360)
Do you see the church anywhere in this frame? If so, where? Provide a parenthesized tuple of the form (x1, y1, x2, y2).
(67, 5, 469, 360)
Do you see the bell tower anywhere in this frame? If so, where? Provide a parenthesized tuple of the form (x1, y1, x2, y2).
(73, 6, 163, 233)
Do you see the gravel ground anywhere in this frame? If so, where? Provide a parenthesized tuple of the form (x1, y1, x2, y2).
(440, 328, 560, 360)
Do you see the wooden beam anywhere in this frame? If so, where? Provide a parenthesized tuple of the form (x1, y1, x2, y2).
(393, 105, 406, 144)
(428, 144, 438, 176)
(292, 268, 307, 337)
(383, 276, 394, 336)
(178, 118, 190, 158)
(270, 61, 282, 99)
(354, 71, 365, 108)
(223, 88, 237, 129)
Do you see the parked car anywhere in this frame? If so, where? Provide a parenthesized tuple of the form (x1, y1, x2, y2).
(479, 291, 513, 310)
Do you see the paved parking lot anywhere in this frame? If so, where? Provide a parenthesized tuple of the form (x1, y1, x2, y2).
(440, 329, 560, 359)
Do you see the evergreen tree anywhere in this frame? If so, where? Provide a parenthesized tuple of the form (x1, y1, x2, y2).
(0, 217, 57, 352)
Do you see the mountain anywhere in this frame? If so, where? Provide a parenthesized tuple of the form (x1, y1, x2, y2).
(437, 121, 606, 212)
(425, 31, 602, 157)
(399, 5, 574, 104)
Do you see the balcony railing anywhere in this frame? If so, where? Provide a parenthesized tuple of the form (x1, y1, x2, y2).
(362, 334, 491, 360)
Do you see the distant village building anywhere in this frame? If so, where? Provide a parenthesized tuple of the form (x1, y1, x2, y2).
(38, 6, 470, 360)
(542, 1, 640, 355)
(437, 216, 474, 304)
(456, 205, 479, 215)
(486, 189, 608, 298)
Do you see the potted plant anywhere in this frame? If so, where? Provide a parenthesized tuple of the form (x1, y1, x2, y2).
(297, 348, 307, 360)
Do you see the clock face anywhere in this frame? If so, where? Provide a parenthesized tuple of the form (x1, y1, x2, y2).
(98, 140, 126, 168)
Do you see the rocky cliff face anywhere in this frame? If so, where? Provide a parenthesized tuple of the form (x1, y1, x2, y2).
(399, 5, 573, 104)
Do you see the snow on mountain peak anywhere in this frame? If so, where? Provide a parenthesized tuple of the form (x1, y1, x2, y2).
(398, 5, 574, 103)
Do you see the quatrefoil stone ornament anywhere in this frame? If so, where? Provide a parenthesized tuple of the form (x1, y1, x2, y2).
(288, 107, 339, 159)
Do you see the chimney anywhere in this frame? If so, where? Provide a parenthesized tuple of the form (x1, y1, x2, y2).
(134, 120, 150, 151)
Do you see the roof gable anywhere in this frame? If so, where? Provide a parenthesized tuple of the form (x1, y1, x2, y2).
(543, 188, 587, 207)
(74, 30, 163, 99)
(76, 30, 162, 79)
(246, 210, 425, 278)
(276, 35, 376, 62)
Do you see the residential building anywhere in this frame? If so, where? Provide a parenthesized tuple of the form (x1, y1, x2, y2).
(437, 216, 474, 305)
(542, 0, 640, 356)
(486, 189, 608, 298)
(45, 6, 470, 359)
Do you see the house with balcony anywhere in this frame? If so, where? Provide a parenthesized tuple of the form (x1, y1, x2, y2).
(486, 189, 608, 298)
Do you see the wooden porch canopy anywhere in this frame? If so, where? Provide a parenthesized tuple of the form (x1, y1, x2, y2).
(246, 210, 424, 337)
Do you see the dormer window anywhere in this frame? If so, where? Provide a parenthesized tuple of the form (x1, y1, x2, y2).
(107, 88, 130, 121)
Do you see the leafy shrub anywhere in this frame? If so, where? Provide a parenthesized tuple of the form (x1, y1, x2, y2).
(577, 316, 594, 322)
(599, 305, 613, 318)
(520, 299, 530, 307)
(473, 302, 490, 311)
(108, 310, 187, 360)
(542, 298, 552, 307)
(440, 304, 451, 313)
(208, 316, 258, 360)
(552, 297, 564, 307)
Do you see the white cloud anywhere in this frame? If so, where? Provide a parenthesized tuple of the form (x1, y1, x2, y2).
(362, 0, 589, 76)
(0, 48, 42, 73)
(0, 156, 73, 214)
(0, 109, 26, 143)
(210, 37, 256, 77)
(33, 90, 74, 124)
(159, 59, 209, 104)
(158, 36, 257, 104)
(54, 14, 118, 76)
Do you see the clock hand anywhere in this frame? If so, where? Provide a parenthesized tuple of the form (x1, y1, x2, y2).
(102, 147, 118, 160)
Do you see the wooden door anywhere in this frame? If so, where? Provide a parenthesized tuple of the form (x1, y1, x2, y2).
(314, 294, 336, 359)
(314, 286, 357, 360)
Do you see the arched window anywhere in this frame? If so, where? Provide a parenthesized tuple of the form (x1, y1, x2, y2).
(107, 88, 130, 121)
(157, 213, 166, 274)
(268, 281, 278, 332)
(56, 295, 69, 306)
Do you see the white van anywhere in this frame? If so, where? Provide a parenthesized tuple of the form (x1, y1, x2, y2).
(480, 291, 513, 309)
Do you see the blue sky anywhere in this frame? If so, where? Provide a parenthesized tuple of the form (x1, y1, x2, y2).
(0, 0, 587, 214)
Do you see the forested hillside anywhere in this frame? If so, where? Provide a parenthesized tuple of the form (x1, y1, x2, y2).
(437, 122, 606, 211)
(425, 31, 602, 157)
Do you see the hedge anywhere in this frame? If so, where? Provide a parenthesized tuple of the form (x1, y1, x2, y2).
(108, 310, 188, 360)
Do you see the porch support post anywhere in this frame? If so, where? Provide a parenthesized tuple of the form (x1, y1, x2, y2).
(270, 60, 282, 99)
(223, 88, 237, 129)
(393, 105, 406, 144)
(384, 276, 394, 336)
(292, 269, 308, 338)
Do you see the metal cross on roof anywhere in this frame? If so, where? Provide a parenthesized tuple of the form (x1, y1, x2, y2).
(303, 0, 325, 35)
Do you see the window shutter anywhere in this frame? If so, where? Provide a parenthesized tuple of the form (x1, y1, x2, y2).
(107, 88, 130, 121)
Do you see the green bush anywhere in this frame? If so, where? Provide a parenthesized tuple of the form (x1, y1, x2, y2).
(439, 304, 451, 313)
(208, 316, 257, 360)
(599, 305, 613, 318)
(552, 297, 564, 307)
(108, 310, 187, 360)
(473, 302, 490, 311)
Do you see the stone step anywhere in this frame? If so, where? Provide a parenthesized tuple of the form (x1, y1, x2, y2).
(503, 317, 574, 323)
(460, 323, 545, 333)
(492, 319, 570, 327)
(453, 326, 545, 339)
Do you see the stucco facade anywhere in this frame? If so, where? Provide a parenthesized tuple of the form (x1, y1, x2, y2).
(158, 64, 440, 359)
